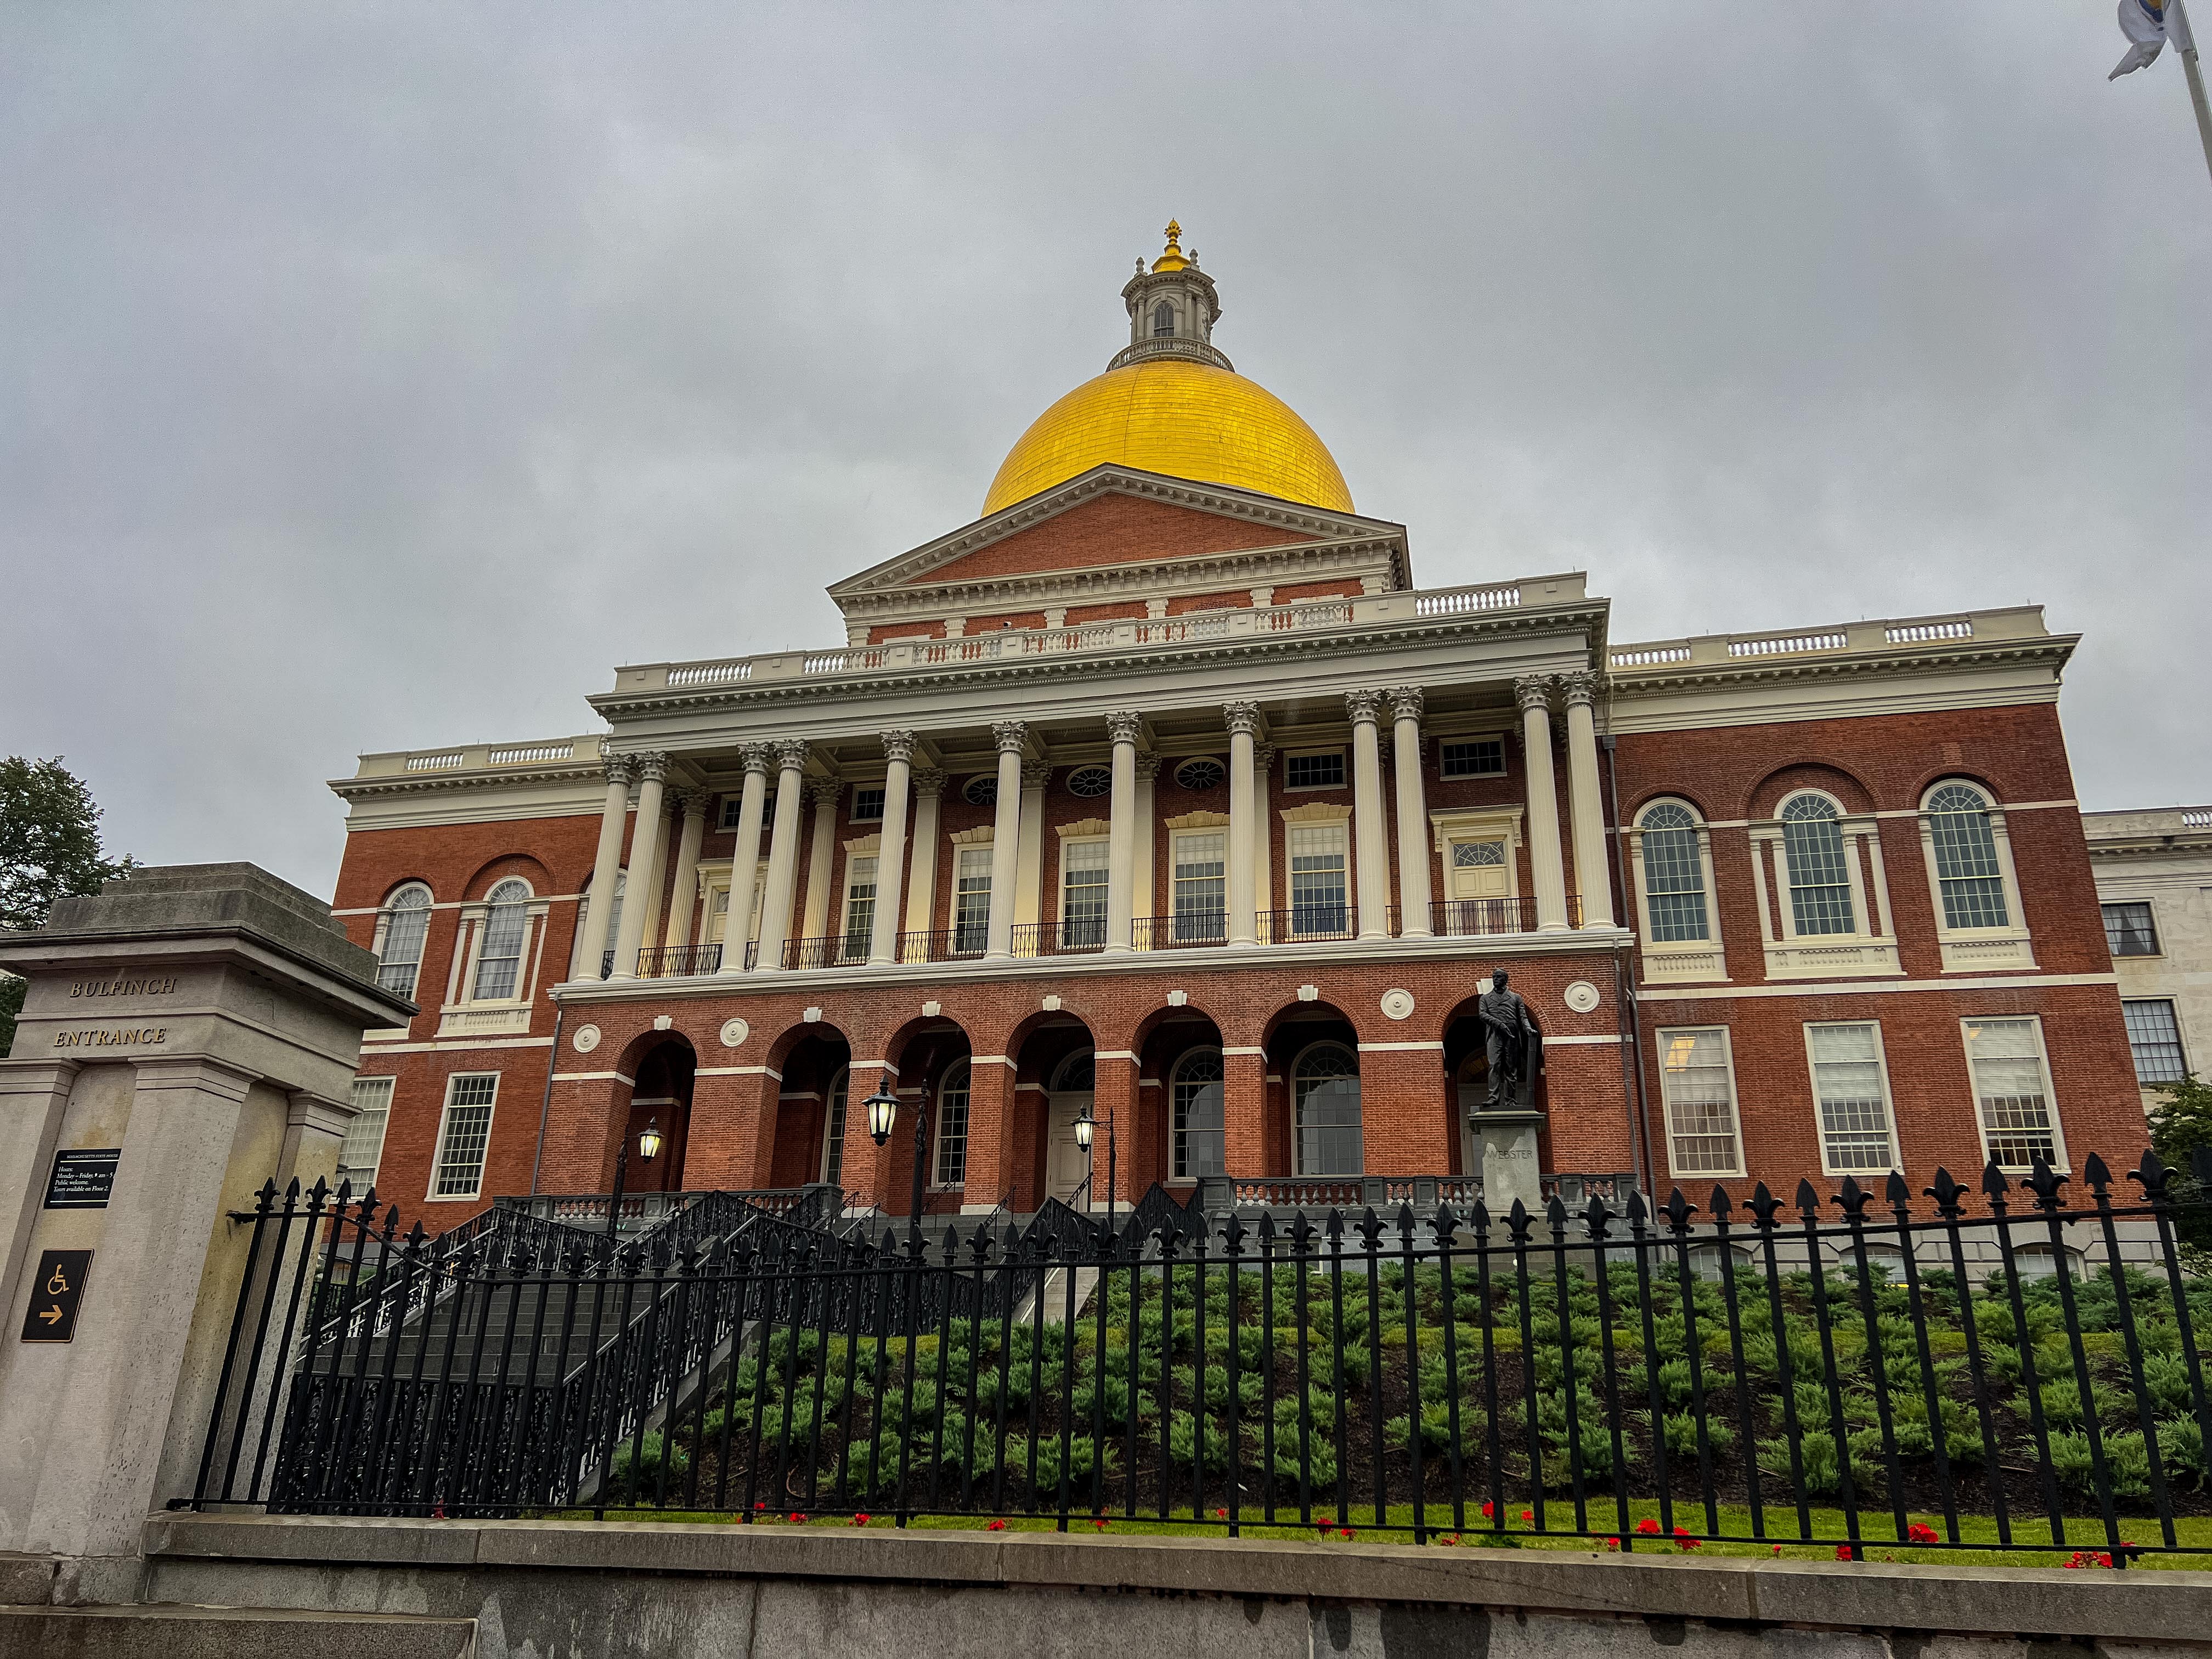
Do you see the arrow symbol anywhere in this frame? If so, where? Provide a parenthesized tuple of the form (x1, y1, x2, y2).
(38, 1307, 61, 1325)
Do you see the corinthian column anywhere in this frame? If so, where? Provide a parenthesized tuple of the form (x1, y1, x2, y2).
(753, 740, 810, 970)
(663, 789, 710, 952)
(1104, 710, 1142, 953)
(718, 744, 772, 974)
(1516, 677, 1570, 932)
(985, 721, 1026, 960)
(579, 754, 635, 979)
(870, 731, 916, 963)
(1388, 687, 1432, 938)
(904, 768, 947, 953)
(1346, 691, 1390, 939)
(1559, 672, 1613, 928)
(609, 752, 668, 978)
(1224, 701, 1260, 946)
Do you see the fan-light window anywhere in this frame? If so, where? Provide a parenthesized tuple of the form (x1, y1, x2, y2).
(963, 775, 997, 808)
(376, 883, 432, 998)
(1175, 757, 1226, 791)
(1172, 1048, 1226, 1178)
(1926, 785, 2008, 929)
(1780, 794, 1854, 935)
(1152, 300, 1176, 337)
(1294, 1043, 1361, 1176)
(472, 879, 532, 1000)
(1638, 803, 1709, 943)
(1065, 765, 1112, 798)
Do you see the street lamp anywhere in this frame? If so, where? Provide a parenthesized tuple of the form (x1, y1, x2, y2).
(1073, 1106, 1116, 1231)
(864, 1071, 900, 1145)
(603, 1116, 663, 1241)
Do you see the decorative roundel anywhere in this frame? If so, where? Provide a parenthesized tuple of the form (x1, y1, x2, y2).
(719, 1017, 751, 1049)
(571, 1024, 602, 1053)
(1175, 757, 1226, 791)
(963, 775, 998, 807)
(1380, 988, 1417, 1022)
(1563, 980, 1601, 1014)
(1065, 765, 1113, 798)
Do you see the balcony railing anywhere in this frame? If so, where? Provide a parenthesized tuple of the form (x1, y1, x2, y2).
(1424, 895, 1582, 936)
(1258, 905, 1358, 943)
(1009, 918, 1108, 957)
(896, 928, 989, 964)
(636, 944, 725, 978)
(1133, 912, 1228, 949)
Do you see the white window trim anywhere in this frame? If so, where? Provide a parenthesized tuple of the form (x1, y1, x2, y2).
(693, 860, 770, 951)
(2101, 897, 2165, 960)
(1802, 1020, 1904, 1178)
(1653, 1024, 1747, 1181)
(462, 878, 544, 1006)
(821, 1066, 850, 1186)
(1960, 1013, 2070, 1175)
(1752, 791, 1900, 981)
(931, 1063, 971, 1190)
(840, 837, 882, 960)
(1627, 800, 1728, 985)
(338, 1075, 395, 1192)
(1915, 781, 2036, 972)
(1290, 1039, 1362, 1177)
(2122, 997, 2192, 1090)
(426, 1072, 500, 1203)
(1283, 746, 1348, 793)
(1056, 833, 1110, 927)
(1171, 1045, 1226, 1181)
(371, 882, 435, 1002)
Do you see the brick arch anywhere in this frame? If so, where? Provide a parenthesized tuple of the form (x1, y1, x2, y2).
(1623, 785, 1722, 825)
(761, 1014, 854, 1077)
(461, 852, 556, 902)
(376, 874, 437, 906)
(1259, 995, 1366, 1050)
(1908, 768, 2010, 809)
(1745, 760, 1877, 820)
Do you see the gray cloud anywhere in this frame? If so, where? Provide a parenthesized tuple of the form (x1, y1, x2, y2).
(3, 3, 2204, 894)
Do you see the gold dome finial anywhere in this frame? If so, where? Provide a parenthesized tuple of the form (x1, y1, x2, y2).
(1150, 218, 1189, 273)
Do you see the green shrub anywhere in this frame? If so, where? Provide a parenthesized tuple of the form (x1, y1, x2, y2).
(608, 1430, 689, 1491)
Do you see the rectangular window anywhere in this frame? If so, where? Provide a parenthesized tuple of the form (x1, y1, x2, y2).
(1963, 1017, 2064, 1171)
(822, 1071, 849, 1188)
(1061, 838, 1109, 947)
(719, 795, 745, 831)
(1782, 819, 1857, 935)
(840, 856, 877, 961)
(850, 787, 885, 823)
(933, 1073, 970, 1187)
(2124, 999, 2188, 1085)
(338, 1076, 394, 1194)
(1172, 832, 1226, 943)
(1641, 824, 1710, 943)
(1285, 749, 1346, 790)
(2103, 901, 2161, 957)
(1805, 1023, 1899, 1175)
(1288, 823, 1350, 936)
(953, 847, 992, 953)
(1439, 738, 1505, 778)
(431, 1073, 499, 1199)
(1655, 1027, 1744, 1176)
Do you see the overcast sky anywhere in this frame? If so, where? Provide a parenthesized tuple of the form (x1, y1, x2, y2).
(4, 4, 2206, 898)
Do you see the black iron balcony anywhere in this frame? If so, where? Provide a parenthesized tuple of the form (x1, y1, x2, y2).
(635, 944, 723, 978)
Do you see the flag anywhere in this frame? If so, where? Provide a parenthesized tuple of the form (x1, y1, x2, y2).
(2112, 0, 2196, 80)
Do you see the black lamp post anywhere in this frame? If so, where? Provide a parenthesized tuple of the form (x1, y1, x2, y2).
(1073, 1104, 1115, 1232)
(862, 1069, 932, 1240)
(603, 1117, 663, 1242)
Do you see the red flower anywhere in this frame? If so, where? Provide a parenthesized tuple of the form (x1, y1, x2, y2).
(2099, 1554, 2113, 1568)
(986, 1519, 1008, 1531)
(789, 1513, 805, 1524)
(1481, 1501, 1495, 1519)
(851, 1514, 871, 1527)
(1770, 1545, 1782, 1556)
(1339, 1528, 1356, 1540)
(1520, 1509, 1533, 1523)
(1906, 1523, 1938, 1545)
(1835, 1544, 1855, 1561)
(754, 1501, 767, 1510)
(1604, 1538, 1621, 1552)
(430, 1504, 445, 1520)
(1635, 1517, 1661, 1536)
(1214, 1508, 1227, 1520)
(1319, 1521, 1335, 1534)
(1093, 1517, 1110, 1531)
(1674, 1528, 1701, 1551)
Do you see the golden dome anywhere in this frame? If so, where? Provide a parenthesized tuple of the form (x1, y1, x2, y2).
(983, 357, 1355, 517)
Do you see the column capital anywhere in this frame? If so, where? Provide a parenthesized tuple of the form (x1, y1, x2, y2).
(602, 753, 637, 787)
(991, 720, 1029, 755)
(674, 788, 712, 818)
(738, 742, 774, 776)
(882, 729, 918, 765)
(1222, 700, 1262, 737)
(1559, 670, 1605, 709)
(1020, 759, 1053, 789)
(1344, 689, 1385, 726)
(1104, 709, 1144, 747)
(1134, 749, 1165, 782)
(1513, 675, 1557, 714)
(632, 750, 670, 784)
(1386, 685, 1426, 723)
(772, 739, 810, 773)
(912, 767, 949, 798)
(1252, 743, 1277, 771)
(805, 776, 844, 808)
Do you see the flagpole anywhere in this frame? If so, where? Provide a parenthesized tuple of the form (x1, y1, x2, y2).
(2174, 0, 2212, 185)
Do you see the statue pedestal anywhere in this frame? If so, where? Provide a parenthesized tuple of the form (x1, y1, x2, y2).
(1475, 1110, 1547, 1222)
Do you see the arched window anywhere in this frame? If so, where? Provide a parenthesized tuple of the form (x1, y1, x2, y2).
(1637, 802, 1709, 942)
(375, 883, 432, 998)
(1779, 793, 1854, 935)
(1293, 1042, 1361, 1176)
(822, 1068, 849, 1188)
(933, 1062, 971, 1188)
(1052, 1050, 1096, 1091)
(472, 878, 532, 1000)
(1152, 299, 1176, 337)
(1172, 1048, 1225, 1178)
(1925, 783, 2010, 930)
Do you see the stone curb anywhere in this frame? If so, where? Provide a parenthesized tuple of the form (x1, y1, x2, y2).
(143, 1514, 2212, 1639)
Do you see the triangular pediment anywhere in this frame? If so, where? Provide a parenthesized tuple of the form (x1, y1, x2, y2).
(827, 466, 1407, 602)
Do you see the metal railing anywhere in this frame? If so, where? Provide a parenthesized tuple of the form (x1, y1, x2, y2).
(1425, 896, 1582, 936)
(192, 1150, 2212, 1565)
(1258, 906, 1359, 943)
(780, 935, 872, 971)
(895, 928, 989, 964)
(636, 944, 724, 978)
(1008, 919, 1109, 957)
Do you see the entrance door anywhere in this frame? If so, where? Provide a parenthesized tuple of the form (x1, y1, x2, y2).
(1046, 1091, 1094, 1206)
(1444, 838, 1512, 935)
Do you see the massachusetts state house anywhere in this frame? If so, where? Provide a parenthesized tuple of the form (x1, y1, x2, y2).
(329, 224, 2141, 1232)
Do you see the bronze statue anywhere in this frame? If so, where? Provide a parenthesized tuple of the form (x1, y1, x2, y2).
(1478, 968, 1544, 1111)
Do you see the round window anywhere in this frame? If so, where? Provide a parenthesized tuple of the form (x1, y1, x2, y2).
(1065, 765, 1112, 798)
(1176, 757, 1226, 791)
(963, 775, 998, 808)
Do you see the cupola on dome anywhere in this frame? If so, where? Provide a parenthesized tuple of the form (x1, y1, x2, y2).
(982, 223, 1353, 518)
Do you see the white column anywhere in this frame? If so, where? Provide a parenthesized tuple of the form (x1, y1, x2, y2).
(799, 777, 843, 946)
(754, 740, 810, 971)
(1389, 687, 1433, 938)
(1014, 759, 1051, 939)
(904, 768, 947, 952)
(1134, 752, 1161, 947)
(663, 790, 709, 951)
(718, 744, 771, 974)
(1346, 691, 1390, 939)
(1516, 676, 1571, 932)
(609, 751, 667, 979)
(1560, 672, 1613, 928)
(870, 731, 916, 964)
(579, 755, 634, 980)
(1225, 701, 1260, 946)
(631, 794, 673, 961)
(985, 721, 1026, 959)
(1251, 743, 1275, 936)
(1104, 710, 1142, 953)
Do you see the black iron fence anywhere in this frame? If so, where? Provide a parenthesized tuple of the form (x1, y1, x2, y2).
(191, 1149, 2212, 1564)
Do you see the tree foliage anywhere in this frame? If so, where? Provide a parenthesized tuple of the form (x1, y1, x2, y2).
(2149, 1074, 2212, 1256)
(0, 755, 134, 934)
